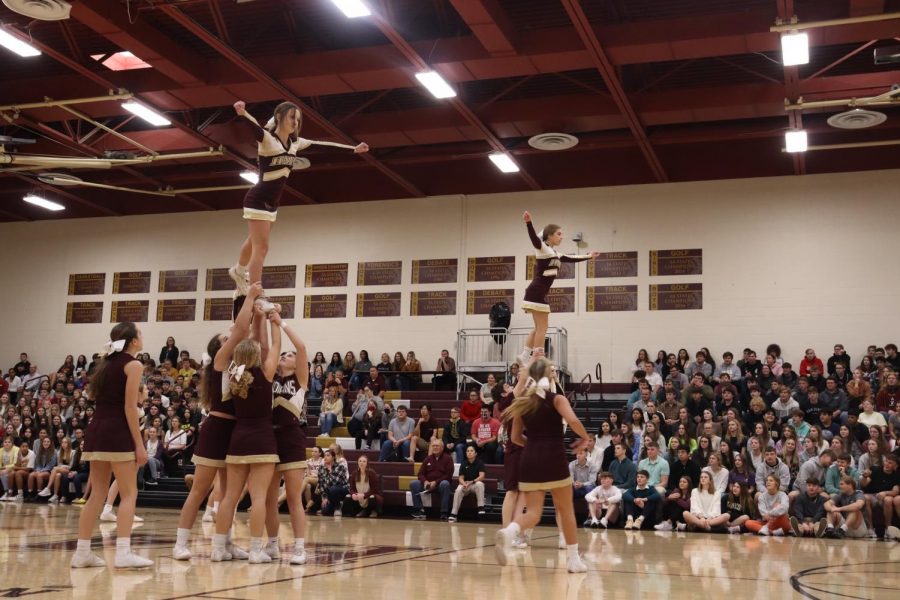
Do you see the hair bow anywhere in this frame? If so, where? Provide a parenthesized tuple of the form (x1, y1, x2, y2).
(534, 377, 552, 399)
(100, 339, 126, 357)
(228, 361, 246, 380)
(201, 352, 212, 368)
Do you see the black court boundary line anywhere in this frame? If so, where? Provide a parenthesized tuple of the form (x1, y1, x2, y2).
(156, 534, 559, 600)
(790, 561, 898, 600)
(413, 557, 800, 583)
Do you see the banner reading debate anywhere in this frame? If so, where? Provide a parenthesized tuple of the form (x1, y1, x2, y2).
(466, 289, 514, 314)
(411, 259, 458, 284)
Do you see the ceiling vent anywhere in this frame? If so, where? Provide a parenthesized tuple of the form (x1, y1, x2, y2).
(527, 132, 579, 151)
(827, 109, 887, 130)
(2, 0, 71, 20)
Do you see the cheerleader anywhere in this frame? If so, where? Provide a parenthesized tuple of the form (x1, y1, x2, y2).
(172, 283, 263, 561)
(228, 100, 369, 303)
(263, 312, 310, 565)
(494, 356, 591, 573)
(211, 310, 282, 563)
(71, 322, 152, 569)
(517, 212, 599, 364)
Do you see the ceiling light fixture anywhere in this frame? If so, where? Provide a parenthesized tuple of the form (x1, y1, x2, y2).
(781, 32, 809, 66)
(23, 194, 65, 211)
(330, 0, 370, 18)
(415, 71, 457, 99)
(239, 171, 260, 184)
(121, 101, 171, 126)
(0, 29, 41, 57)
(488, 153, 520, 173)
(784, 130, 808, 153)
(91, 51, 152, 71)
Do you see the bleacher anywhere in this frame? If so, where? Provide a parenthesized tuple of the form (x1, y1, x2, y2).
(137, 384, 630, 521)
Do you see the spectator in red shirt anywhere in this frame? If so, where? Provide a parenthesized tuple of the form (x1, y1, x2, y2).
(800, 348, 825, 377)
(472, 407, 501, 464)
(409, 439, 455, 520)
(460, 389, 483, 423)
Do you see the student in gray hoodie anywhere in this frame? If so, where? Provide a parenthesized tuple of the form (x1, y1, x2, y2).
(755, 447, 791, 493)
(746, 475, 790, 535)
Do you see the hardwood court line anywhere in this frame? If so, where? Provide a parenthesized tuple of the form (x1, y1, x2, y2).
(790, 561, 898, 600)
(412, 557, 794, 583)
(157, 533, 559, 600)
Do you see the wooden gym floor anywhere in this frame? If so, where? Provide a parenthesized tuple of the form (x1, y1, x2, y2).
(0, 504, 897, 599)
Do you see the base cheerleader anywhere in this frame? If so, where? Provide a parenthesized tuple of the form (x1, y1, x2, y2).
(211, 310, 282, 563)
(517, 211, 599, 364)
(228, 100, 368, 304)
(172, 283, 262, 560)
(494, 356, 591, 573)
(262, 312, 310, 564)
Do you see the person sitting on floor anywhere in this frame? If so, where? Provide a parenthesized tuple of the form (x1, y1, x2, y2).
(790, 476, 828, 538)
(584, 472, 622, 529)
(824, 475, 869, 539)
(622, 470, 661, 530)
(346, 455, 382, 518)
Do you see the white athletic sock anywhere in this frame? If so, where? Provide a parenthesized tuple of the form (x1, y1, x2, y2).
(294, 539, 305, 551)
(566, 543, 579, 559)
(212, 533, 227, 549)
(250, 537, 264, 552)
(840, 524, 848, 532)
(176, 528, 191, 545)
(103, 503, 113, 513)
(212, 501, 220, 512)
(504, 522, 521, 536)
(76, 539, 91, 553)
(115, 537, 131, 558)
(268, 536, 279, 545)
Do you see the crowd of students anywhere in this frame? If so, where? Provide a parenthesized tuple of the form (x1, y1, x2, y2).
(2, 341, 898, 544)
(570, 344, 899, 539)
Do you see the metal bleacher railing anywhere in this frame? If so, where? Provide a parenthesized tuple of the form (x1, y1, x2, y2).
(455, 326, 569, 380)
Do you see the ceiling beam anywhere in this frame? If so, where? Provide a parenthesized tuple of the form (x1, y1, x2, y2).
(76, 69, 896, 155)
(447, 0, 518, 57)
(560, 0, 667, 183)
(71, 0, 209, 88)
(0, 24, 314, 206)
(368, 6, 541, 190)
(156, 3, 425, 198)
(4, 14, 898, 106)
